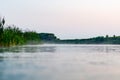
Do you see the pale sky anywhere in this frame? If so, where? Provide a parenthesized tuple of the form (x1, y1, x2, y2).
(0, 0, 120, 39)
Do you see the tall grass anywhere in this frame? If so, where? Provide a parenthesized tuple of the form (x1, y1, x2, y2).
(0, 18, 40, 47)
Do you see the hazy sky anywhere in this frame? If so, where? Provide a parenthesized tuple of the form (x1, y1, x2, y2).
(0, 0, 120, 39)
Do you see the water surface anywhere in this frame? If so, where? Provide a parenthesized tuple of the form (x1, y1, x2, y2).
(0, 44, 120, 80)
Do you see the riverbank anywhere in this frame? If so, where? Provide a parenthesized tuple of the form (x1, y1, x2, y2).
(1, 18, 120, 46)
(40, 34, 120, 44)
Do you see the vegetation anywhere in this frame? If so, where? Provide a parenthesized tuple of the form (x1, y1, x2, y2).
(0, 18, 40, 47)
(39, 33, 59, 43)
(55, 35, 120, 44)
(1, 17, 120, 46)
(38, 33, 120, 44)
(24, 31, 40, 44)
(2, 26, 24, 46)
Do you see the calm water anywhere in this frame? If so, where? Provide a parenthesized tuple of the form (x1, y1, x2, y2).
(0, 44, 120, 80)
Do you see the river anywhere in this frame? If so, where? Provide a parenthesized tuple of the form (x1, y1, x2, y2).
(0, 44, 120, 80)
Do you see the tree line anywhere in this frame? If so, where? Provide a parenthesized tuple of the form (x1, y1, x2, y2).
(1, 17, 120, 46)
(56, 35, 120, 44)
(38, 33, 120, 44)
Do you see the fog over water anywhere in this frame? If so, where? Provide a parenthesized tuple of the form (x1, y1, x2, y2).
(0, 44, 120, 80)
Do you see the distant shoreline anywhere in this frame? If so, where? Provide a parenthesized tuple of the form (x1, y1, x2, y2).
(40, 33, 120, 44)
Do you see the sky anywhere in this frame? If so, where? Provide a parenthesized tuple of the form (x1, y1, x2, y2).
(0, 0, 120, 39)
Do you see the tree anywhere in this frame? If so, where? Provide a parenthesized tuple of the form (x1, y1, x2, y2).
(39, 33, 57, 41)
(0, 17, 5, 42)
(0, 17, 5, 34)
(105, 35, 109, 38)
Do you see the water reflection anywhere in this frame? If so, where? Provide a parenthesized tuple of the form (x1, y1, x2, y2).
(0, 44, 120, 80)
(73, 45, 120, 53)
(0, 45, 56, 53)
(0, 56, 4, 62)
(23, 46, 56, 53)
